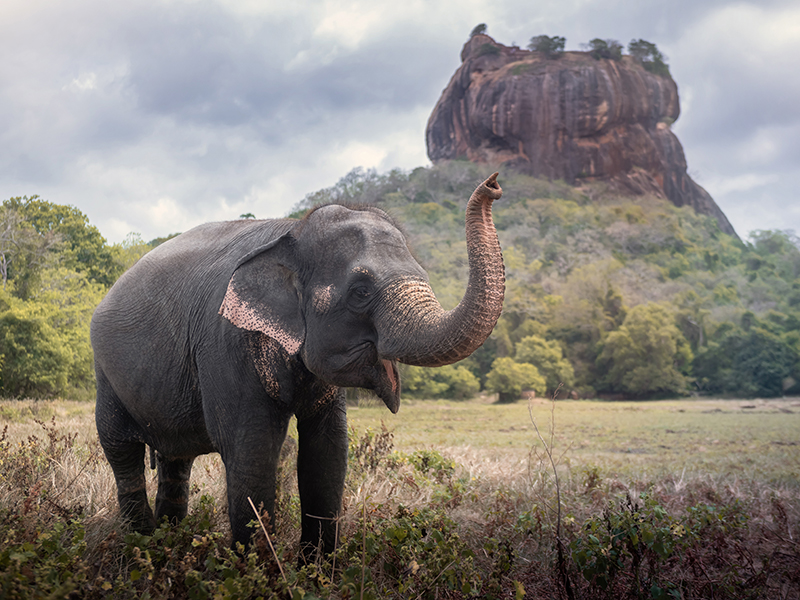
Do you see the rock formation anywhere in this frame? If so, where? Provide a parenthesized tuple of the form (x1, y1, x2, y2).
(426, 35, 737, 237)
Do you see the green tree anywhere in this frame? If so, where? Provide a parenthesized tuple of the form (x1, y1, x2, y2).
(628, 39, 670, 76)
(527, 35, 566, 58)
(597, 303, 693, 397)
(694, 320, 798, 397)
(0, 265, 103, 399)
(3, 196, 120, 289)
(402, 364, 480, 400)
(515, 334, 575, 396)
(0, 205, 62, 295)
(485, 357, 546, 403)
(585, 38, 623, 60)
(470, 23, 487, 38)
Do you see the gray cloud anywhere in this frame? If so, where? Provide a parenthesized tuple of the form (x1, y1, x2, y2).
(0, 0, 797, 242)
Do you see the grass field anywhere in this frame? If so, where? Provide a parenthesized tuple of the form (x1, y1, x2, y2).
(1, 395, 799, 598)
(350, 395, 800, 482)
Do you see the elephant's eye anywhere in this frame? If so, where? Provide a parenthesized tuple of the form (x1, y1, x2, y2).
(349, 283, 373, 310)
(352, 285, 371, 299)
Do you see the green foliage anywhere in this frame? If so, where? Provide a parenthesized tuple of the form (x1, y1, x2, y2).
(585, 38, 623, 60)
(401, 364, 480, 400)
(515, 334, 575, 396)
(694, 317, 799, 397)
(408, 449, 456, 482)
(570, 491, 753, 598)
(0, 204, 61, 298)
(3, 196, 120, 290)
(628, 39, 671, 76)
(485, 357, 546, 402)
(289, 162, 800, 400)
(469, 23, 487, 37)
(0, 271, 103, 398)
(4, 163, 800, 401)
(597, 303, 693, 397)
(340, 505, 481, 599)
(109, 232, 152, 274)
(477, 43, 501, 57)
(527, 35, 566, 58)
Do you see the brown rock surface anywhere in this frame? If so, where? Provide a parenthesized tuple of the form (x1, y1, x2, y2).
(426, 35, 737, 237)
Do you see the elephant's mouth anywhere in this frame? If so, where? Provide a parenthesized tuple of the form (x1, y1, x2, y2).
(374, 358, 400, 414)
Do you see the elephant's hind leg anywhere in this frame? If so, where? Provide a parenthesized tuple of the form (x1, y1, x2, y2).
(155, 455, 194, 525)
(103, 442, 156, 533)
(95, 371, 156, 533)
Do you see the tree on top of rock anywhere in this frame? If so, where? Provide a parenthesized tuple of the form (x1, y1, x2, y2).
(584, 38, 623, 60)
(469, 23, 487, 38)
(628, 39, 670, 76)
(527, 35, 566, 58)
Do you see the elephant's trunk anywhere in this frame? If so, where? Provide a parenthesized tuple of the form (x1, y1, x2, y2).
(376, 173, 505, 367)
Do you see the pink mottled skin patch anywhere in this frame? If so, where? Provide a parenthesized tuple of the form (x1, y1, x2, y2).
(220, 285, 302, 354)
(312, 284, 335, 314)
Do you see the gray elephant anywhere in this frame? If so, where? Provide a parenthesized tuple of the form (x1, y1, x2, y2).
(91, 173, 505, 557)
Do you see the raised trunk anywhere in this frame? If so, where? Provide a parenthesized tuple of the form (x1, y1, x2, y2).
(376, 173, 505, 367)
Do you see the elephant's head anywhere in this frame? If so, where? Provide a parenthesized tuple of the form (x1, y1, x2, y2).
(220, 173, 505, 413)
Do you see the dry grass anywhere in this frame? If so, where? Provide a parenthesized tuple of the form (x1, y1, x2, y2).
(1, 395, 798, 598)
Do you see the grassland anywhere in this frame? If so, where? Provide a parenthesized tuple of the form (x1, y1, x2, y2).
(1, 396, 799, 598)
(349, 395, 800, 484)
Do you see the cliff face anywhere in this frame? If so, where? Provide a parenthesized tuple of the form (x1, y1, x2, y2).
(427, 35, 737, 237)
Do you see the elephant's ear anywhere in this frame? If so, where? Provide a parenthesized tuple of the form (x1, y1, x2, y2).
(219, 235, 305, 355)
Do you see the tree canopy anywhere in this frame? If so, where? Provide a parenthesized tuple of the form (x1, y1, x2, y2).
(527, 35, 566, 58)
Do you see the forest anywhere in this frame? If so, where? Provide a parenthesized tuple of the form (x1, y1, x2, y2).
(2, 160, 800, 401)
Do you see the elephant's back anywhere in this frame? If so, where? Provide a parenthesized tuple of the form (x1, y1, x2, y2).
(95, 219, 295, 321)
(91, 218, 296, 395)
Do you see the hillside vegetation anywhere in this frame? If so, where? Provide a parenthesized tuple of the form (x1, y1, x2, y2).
(2, 161, 800, 400)
(295, 161, 800, 400)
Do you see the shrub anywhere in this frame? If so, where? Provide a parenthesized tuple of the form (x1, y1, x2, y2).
(485, 357, 546, 402)
(477, 43, 501, 57)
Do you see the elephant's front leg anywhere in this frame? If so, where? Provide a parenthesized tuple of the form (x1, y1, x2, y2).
(224, 418, 290, 549)
(297, 389, 348, 561)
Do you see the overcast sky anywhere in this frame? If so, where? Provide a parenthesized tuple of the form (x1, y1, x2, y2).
(1, 0, 798, 243)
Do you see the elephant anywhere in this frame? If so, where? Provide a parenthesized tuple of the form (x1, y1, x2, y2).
(91, 173, 505, 558)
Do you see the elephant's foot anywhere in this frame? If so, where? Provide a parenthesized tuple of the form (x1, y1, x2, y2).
(117, 475, 157, 533)
(155, 457, 193, 525)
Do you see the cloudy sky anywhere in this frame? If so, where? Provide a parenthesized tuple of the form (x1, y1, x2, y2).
(1, 0, 798, 243)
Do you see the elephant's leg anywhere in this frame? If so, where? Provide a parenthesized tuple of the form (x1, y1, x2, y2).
(155, 455, 194, 525)
(105, 443, 156, 533)
(95, 372, 156, 533)
(297, 390, 348, 561)
(223, 419, 291, 549)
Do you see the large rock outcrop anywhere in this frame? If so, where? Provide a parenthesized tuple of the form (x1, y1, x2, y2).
(427, 35, 737, 237)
